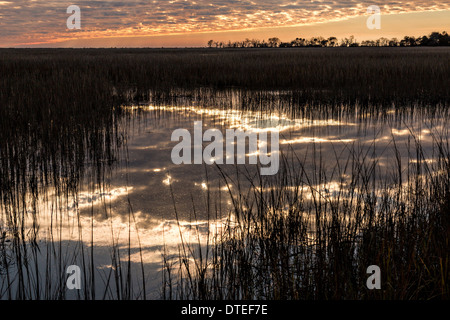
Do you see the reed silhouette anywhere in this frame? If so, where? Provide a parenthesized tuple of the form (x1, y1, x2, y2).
(0, 47, 448, 299)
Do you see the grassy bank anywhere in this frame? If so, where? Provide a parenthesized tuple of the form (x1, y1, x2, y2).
(1, 47, 449, 108)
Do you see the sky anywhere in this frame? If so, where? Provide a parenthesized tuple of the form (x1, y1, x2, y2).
(0, 1, 449, 47)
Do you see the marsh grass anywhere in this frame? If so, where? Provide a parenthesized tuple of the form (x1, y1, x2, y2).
(0, 48, 146, 298)
(0, 48, 448, 299)
(1, 47, 449, 108)
(0, 106, 149, 299)
(163, 122, 450, 300)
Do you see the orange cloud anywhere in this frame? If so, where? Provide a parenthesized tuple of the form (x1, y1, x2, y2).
(0, 1, 449, 47)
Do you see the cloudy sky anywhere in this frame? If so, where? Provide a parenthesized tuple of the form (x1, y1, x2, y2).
(0, 0, 449, 47)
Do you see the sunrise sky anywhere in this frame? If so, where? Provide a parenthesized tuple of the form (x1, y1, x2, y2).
(0, 1, 449, 47)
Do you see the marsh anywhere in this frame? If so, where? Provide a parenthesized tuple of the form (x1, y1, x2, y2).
(0, 48, 448, 300)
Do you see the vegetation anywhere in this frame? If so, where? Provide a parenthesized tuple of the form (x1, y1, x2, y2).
(207, 31, 450, 48)
(0, 49, 139, 299)
(0, 48, 448, 299)
(1, 47, 448, 108)
(163, 115, 450, 299)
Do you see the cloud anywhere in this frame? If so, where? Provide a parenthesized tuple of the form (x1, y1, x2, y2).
(0, 0, 449, 45)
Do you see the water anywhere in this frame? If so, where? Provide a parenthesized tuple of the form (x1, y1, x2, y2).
(1, 100, 448, 299)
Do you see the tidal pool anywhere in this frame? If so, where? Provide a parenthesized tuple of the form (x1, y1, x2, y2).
(1, 101, 448, 299)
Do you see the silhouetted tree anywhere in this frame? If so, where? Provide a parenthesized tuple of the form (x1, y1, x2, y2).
(389, 38, 399, 46)
(327, 37, 337, 47)
(439, 31, 450, 45)
(268, 37, 281, 48)
(206, 31, 449, 48)
(400, 36, 417, 46)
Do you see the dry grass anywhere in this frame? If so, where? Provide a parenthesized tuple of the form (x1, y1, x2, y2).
(0, 48, 448, 299)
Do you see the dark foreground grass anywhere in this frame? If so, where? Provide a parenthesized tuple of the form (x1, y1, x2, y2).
(0, 48, 134, 298)
(0, 48, 448, 299)
(1, 47, 449, 107)
(163, 127, 450, 300)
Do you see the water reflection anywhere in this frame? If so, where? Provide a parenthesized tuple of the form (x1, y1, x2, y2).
(1, 101, 448, 299)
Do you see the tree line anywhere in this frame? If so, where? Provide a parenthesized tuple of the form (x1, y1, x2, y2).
(207, 31, 449, 48)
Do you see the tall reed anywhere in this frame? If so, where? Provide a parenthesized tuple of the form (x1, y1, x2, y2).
(163, 124, 449, 299)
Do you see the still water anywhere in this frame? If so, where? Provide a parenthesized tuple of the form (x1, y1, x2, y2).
(1, 100, 448, 299)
